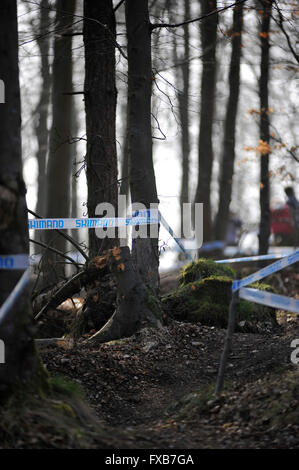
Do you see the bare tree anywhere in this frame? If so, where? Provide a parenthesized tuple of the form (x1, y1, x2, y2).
(194, 0, 218, 242)
(214, 1, 244, 241)
(83, 0, 118, 258)
(0, 0, 47, 399)
(126, 0, 160, 290)
(258, 0, 272, 254)
(172, 0, 191, 235)
(43, 0, 77, 284)
(35, 0, 51, 218)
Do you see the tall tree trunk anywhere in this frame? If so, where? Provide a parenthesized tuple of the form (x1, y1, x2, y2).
(0, 0, 47, 400)
(43, 0, 76, 285)
(126, 0, 159, 291)
(194, 0, 218, 242)
(120, 102, 130, 199)
(258, 0, 272, 255)
(214, 1, 244, 241)
(175, 0, 191, 235)
(35, 0, 51, 218)
(83, 0, 118, 258)
(71, 98, 79, 243)
(34, 0, 51, 256)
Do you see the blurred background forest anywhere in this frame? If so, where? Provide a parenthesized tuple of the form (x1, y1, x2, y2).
(18, 0, 298, 270)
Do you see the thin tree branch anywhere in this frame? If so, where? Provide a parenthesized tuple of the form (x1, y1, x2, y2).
(114, 0, 125, 12)
(271, 0, 299, 64)
(29, 238, 82, 268)
(28, 208, 90, 263)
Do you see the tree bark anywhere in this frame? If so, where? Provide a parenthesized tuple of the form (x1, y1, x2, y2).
(35, 0, 51, 218)
(43, 0, 76, 285)
(88, 247, 162, 344)
(173, 0, 191, 236)
(120, 102, 130, 199)
(214, 2, 244, 241)
(194, 0, 218, 242)
(83, 0, 118, 258)
(125, 0, 160, 291)
(258, 0, 272, 255)
(0, 0, 47, 400)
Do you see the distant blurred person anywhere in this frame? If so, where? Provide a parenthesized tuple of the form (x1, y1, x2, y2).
(226, 212, 242, 246)
(284, 186, 299, 247)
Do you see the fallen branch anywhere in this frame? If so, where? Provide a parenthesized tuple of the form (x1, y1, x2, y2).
(34, 261, 109, 320)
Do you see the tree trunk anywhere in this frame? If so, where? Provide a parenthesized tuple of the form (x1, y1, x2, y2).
(71, 97, 79, 243)
(83, 0, 118, 258)
(43, 0, 76, 285)
(125, 0, 160, 291)
(173, 0, 191, 236)
(88, 247, 162, 344)
(194, 0, 218, 242)
(258, 0, 272, 255)
(33, 0, 51, 256)
(0, 0, 47, 400)
(120, 102, 130, 199)
(214, 2, 244, 241)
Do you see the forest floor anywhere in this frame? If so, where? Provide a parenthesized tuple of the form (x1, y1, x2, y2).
(33, 269, 299, 449)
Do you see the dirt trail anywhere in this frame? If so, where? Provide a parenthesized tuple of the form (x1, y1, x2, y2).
(39, 315, 299, 448)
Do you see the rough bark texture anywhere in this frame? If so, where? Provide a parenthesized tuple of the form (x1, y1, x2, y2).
(88, 247, 162, 344)
(126, 0, 159, 291)
(43, 0, 76, 284)
(71, 98, 79, 243)
(0, 0, 47, 400)
(83, 0, 118, 258)
(120, 102, 130, 199)
(194, 0, 218, 242)
(258, 0, 272, 255)
(214, 2, 244, 241)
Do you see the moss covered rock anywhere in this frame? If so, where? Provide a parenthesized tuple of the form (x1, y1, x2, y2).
(162, 275, 278, 331)
(179, 258, 234, 286)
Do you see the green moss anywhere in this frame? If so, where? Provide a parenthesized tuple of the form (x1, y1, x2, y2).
(52, 401, 76, 418)
(162, 275, 278, 330)
(0, 372, 125, 448)
(179, 258, 234, 286)
(162, 276, 232, 327)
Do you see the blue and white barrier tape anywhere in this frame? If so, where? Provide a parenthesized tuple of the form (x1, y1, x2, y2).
(28, 214, 159, 230)
(216, 253, 286, 264)
(158, 212, 193, 261)
(239, 287, 299, 314)
(232, 250, 299, 292)
(0, 269, 31, 325)
(200, 241, 225, 252)
(0, 254, 29, 270)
